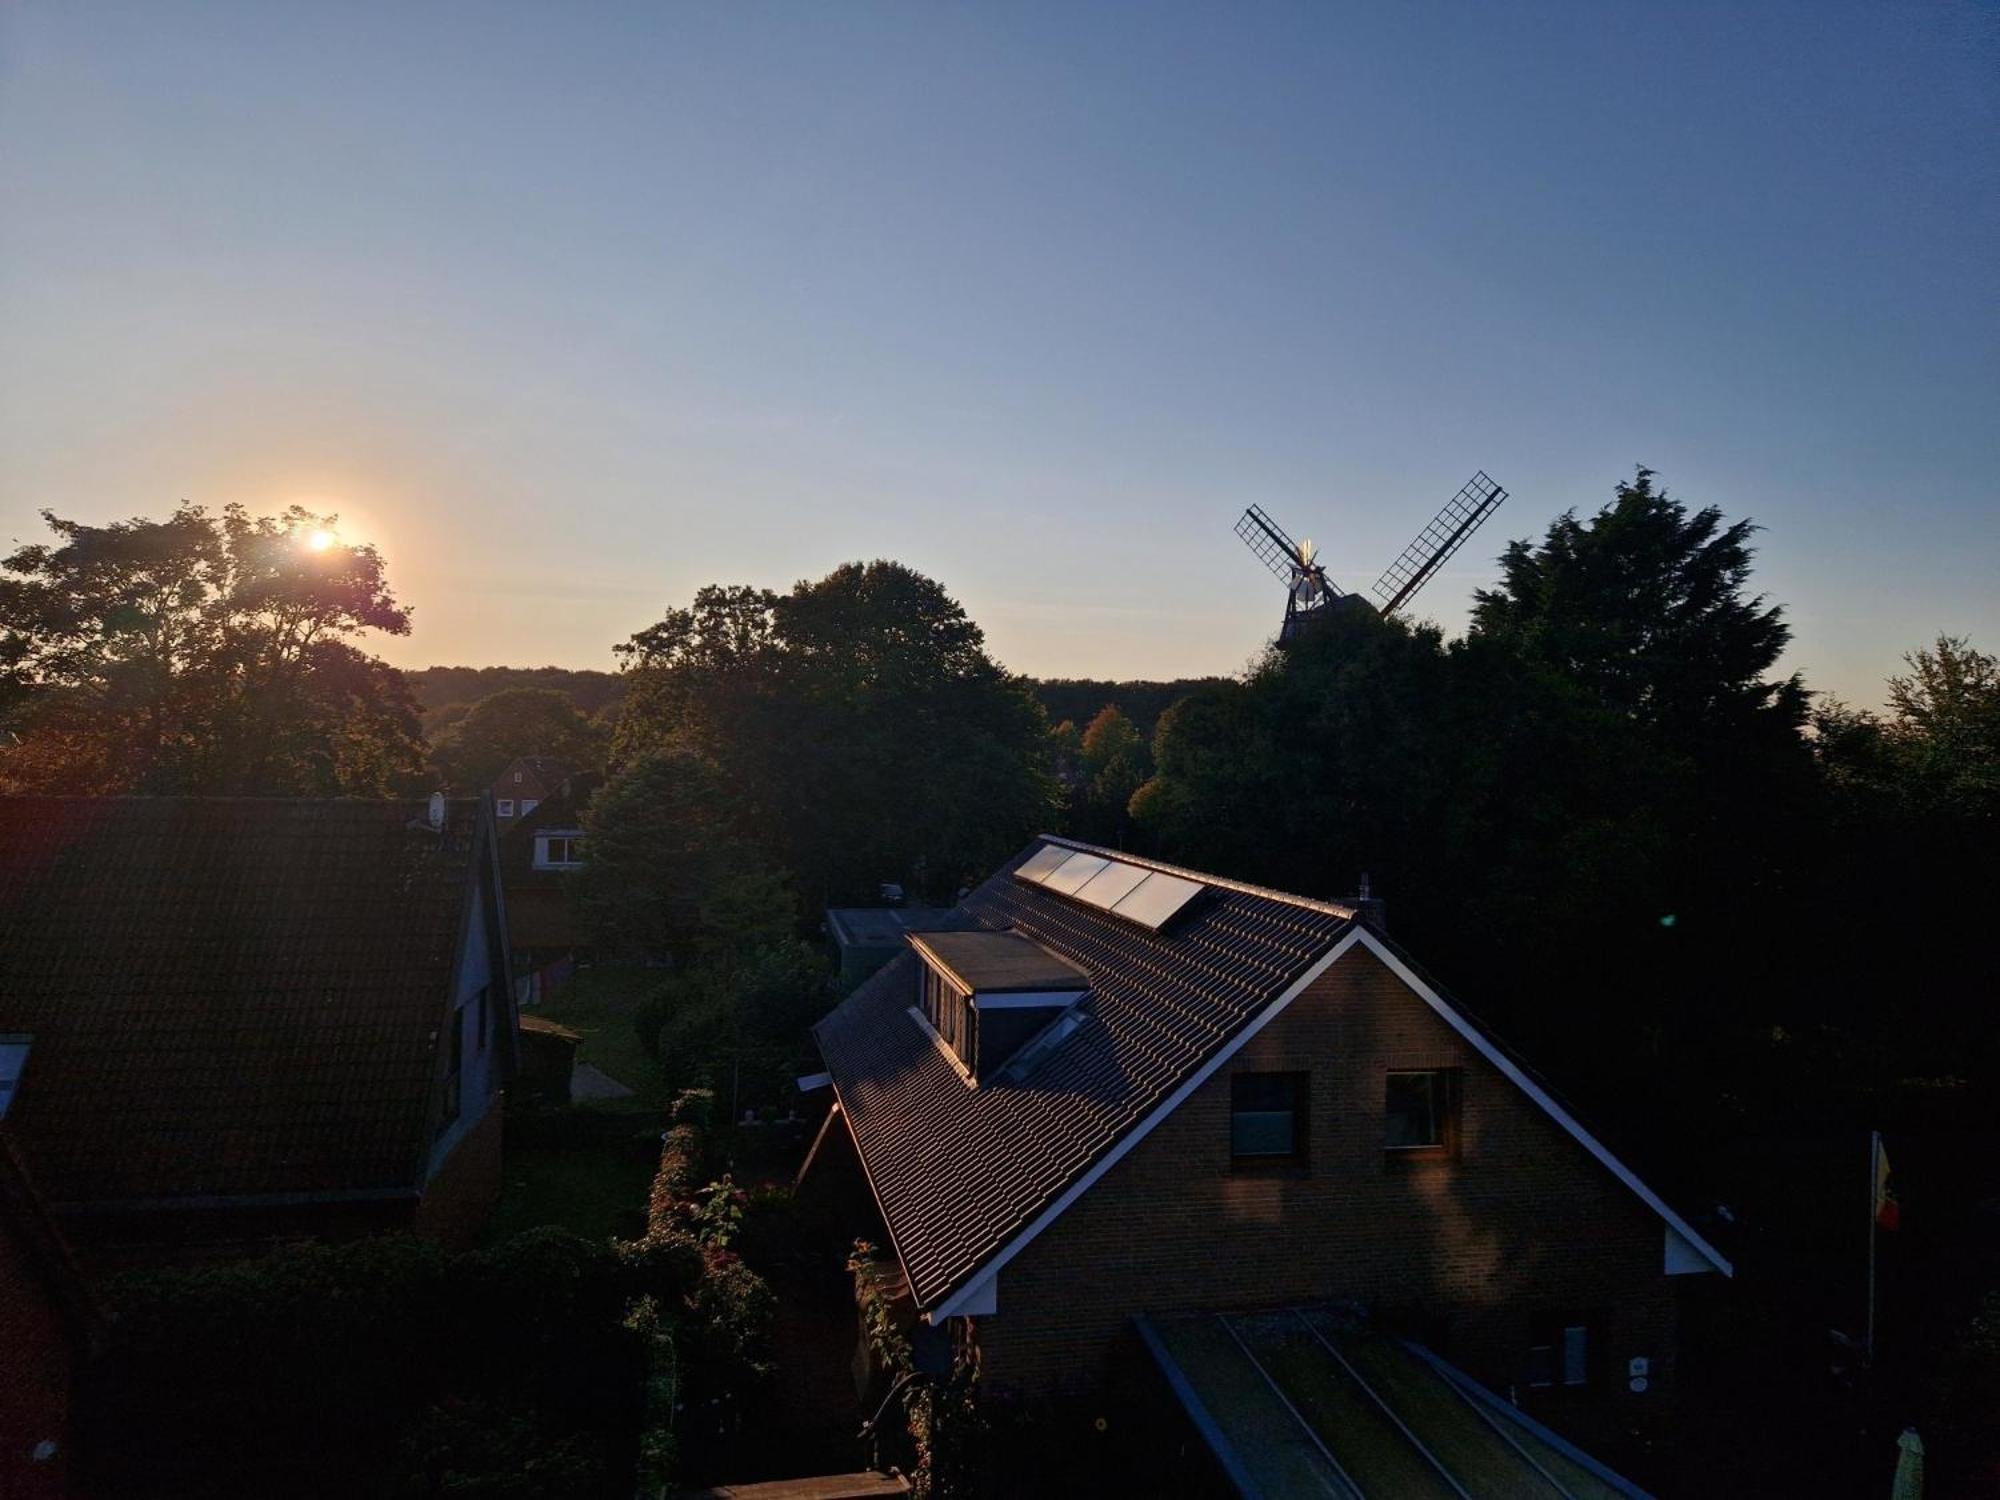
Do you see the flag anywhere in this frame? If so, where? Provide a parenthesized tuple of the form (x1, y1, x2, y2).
(1874, 1133, 1900, 1233)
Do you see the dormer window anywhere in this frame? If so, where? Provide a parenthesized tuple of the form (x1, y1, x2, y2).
(908, 931, 1089, 1085)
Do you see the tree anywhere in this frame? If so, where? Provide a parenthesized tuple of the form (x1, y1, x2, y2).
(613, 561, 1053, 904)
(1886, 634, 2000, 815)
(575, 747, 794, 962)
(0, 504, 422, 794)
(1470, 466, 1805, 736)
(431, 687, 606, 791)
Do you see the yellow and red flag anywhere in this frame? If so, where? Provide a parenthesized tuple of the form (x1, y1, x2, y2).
(1874, 1133, 1900, 1232)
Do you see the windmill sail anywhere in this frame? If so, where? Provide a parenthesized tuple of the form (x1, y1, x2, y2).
(1370, 471, 1508, 617)
(1237, 506, 1338, 597)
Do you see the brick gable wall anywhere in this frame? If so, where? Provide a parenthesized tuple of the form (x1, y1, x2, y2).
(971, 945, 1689, 1440)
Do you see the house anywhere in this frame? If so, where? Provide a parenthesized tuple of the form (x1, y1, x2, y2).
(489, 754, 572, 827)
(0, 795, 518, 1271)
(803, 836, 1731, 1461)
(498, 772, 598, 1004)
(0, 1129, 101, 1500)
(824, 905, 959, 991)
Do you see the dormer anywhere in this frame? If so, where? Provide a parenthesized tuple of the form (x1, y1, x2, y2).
(907, 931, 1089, 1086)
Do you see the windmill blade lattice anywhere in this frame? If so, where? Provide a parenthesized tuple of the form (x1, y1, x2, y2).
(1370, 471, 1508, 617)
(1236, 505, 1340, 595)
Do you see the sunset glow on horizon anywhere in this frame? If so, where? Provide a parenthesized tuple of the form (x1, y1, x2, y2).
(1, 2, 1992, 705)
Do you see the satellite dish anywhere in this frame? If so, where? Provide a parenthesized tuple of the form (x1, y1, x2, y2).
(428, 791, 446, 831)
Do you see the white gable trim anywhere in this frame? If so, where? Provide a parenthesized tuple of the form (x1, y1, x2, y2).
(1349, 927, 1733, 1277)
(926, 929, 1365, 1320)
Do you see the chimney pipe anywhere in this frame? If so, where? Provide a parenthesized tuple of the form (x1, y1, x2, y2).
(1351, 871, 1387, 934)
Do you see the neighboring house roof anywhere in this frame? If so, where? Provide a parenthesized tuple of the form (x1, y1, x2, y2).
(0, 796, 498, 1207)
(492, 756, 572, 800)
(825, 906, 959, 948)
(813, 836, 1731, 1318)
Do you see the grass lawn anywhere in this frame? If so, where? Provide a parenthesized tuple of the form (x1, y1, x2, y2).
(484, 1142, 656, 1245)
(534, 963, 667, 1112)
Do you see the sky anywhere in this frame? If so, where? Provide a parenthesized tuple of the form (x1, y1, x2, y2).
(3, 2, 1995, 705)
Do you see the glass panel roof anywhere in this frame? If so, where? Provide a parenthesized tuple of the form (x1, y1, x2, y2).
(1041, 852, 1110, 896)
(1012, 844, 1074, 885)
(1012, 844, 1208, 932)
(1071, 859, 1151, 911)
(1109, 870, 1206, 931)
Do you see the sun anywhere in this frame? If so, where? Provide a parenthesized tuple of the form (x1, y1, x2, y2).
(305, 528, 337, 552)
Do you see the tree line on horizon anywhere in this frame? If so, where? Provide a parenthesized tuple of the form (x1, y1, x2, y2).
(5, 470, 1998, 1484)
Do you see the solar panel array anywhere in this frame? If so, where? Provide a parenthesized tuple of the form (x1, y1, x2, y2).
(1014, 845, 1206, 932)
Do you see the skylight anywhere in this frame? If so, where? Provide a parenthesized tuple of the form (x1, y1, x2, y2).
(1014, 846, 1207, 932)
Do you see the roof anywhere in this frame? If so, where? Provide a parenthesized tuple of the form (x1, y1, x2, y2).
(907, 930, 1087, 994)
(814, 837, 1354, 1310)
(815, 836, 1732, 1316)
(825, 906, 958, 948)
(494, 756, 572, 796)
(0, 796, 493, 1206)
(1139, 1308, 1650, 1498)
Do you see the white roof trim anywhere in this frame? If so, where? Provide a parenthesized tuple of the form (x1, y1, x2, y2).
(927, 929, 1364, 1320)
(1349, 927, 1732, 1277)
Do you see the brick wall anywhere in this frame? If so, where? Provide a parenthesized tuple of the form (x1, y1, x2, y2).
(973, 945, 1692, 1440)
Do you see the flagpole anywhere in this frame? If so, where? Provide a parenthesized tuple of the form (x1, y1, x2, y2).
(1866, 1128, 1879, 1366)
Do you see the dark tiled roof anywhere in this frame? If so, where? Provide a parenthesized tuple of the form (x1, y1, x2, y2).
(493, 756, 573, 803)
(0, 797, 488, 1206)
(813, 837, 1353, 1310)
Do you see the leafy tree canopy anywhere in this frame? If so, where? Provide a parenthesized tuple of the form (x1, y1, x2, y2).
(1471, 467, 1805, 735)
(0, 503, 422, 795)
(431, 686, 606, 791)
(612, 561, 1053, 906)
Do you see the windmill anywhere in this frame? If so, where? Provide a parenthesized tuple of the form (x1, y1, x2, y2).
(1234, 471, 1509, 645)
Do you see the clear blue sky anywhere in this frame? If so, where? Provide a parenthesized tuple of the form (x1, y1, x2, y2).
(3, 2, 1994, 705)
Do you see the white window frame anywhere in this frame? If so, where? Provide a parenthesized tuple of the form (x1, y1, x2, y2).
(533, 831, 587, 870)
(496, 798, 515, 818)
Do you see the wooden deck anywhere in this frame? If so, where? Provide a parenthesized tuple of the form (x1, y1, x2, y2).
(680, 1472, 909, 1500)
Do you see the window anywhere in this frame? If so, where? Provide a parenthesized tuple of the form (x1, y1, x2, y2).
(1385, 1069, 1455, 1151)
(921, 964, 971, 1065)
(0, 1035, 30, 1120)
(521, 798, 539, 815)
(535, 834, 586, 869)
(513, 771, 523, 783)
(1528, 1315, 1591, 1388)
(496, 798, 515, 818)
(1231, 1072, 1308, 1164)
(439, 1010, 464, 1133)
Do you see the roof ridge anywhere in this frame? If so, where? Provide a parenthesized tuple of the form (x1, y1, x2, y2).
(1036, 835, 1358, 921)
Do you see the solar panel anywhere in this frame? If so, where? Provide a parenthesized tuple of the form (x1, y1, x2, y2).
(1109, 870, 1206, 931)
(1071, 859, 1150, 911)
(1041, 852, 1110, 896)
(1012, 844, 1073, 885)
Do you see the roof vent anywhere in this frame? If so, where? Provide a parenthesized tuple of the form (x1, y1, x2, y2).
(908, 931, 1089, 1085)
